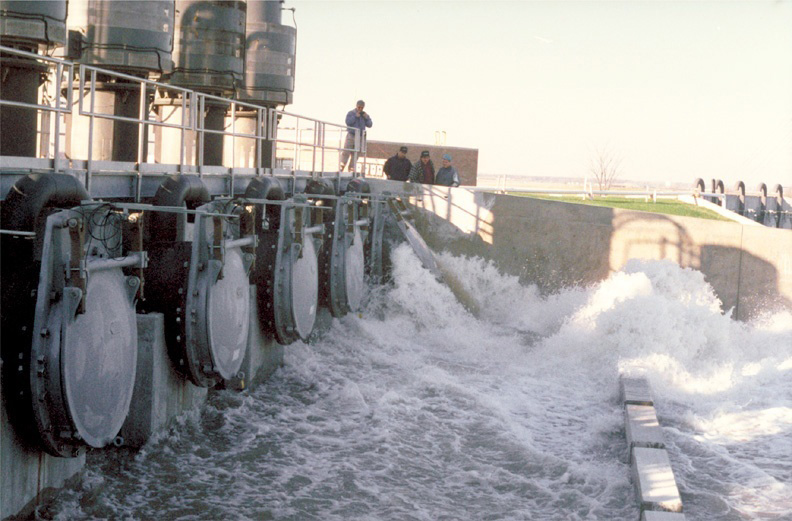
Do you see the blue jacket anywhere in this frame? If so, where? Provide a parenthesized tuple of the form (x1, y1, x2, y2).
(435, 166, 460, 187)
(346, 109, 372, 135)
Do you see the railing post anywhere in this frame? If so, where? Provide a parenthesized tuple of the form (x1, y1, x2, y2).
(52, 63, 64, 173)
(311, 119, 317, 178)
(198, 94, 205, 174)
(255, 107, 262, 175)
(86, 68, 97, 194)
(136, 79, 146, 202)
(352, 129, 360, 175)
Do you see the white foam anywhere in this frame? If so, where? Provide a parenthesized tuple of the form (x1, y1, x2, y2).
(42, 244, 791, 520)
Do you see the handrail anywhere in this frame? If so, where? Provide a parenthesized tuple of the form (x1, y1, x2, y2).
(0, 46, 75, 173)
(0, 44, 369, 195)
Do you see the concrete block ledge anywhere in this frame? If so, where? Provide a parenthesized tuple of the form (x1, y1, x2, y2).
(626, 404, 666, 452)
(620, 376, 686, 518)
(632, 447, 683, 512)
(641, 511, 688, 521)
(621, 377, 654, 406)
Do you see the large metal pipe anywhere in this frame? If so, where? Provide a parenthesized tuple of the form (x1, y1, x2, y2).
(159, 1, 247, 167)
(241, 0, 296, 106)
(0, 1, 67, 157)
(0, 57, 46, 157)
(169, 0, 246, 93)
(67, 80, 153, 162)
(65, 1, 174, 162)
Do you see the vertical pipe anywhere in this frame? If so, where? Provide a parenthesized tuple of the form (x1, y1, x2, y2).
(87, 70, 97, 194)
(256, 108, 263, 175)
(198, 95, 205, 171)
(53, 63, 63, 172)
(136, 81, 146, 202)
(0, 59, 43, 157)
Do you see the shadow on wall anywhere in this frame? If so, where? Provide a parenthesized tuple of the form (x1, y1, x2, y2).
(411, 186, 792, 321)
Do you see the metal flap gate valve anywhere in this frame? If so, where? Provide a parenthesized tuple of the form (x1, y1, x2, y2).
(271, 195, 323, 345)
(182, 200, 256, 387)
(325, 193, 369, 317)
(30, 207, 143, 457)
(318, 177, 372, 317)
(365, 198, 388, 285)
(1, 174, 142, 457)
(243, 176, 287, 339)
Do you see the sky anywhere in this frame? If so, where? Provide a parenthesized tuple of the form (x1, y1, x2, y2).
(286, 0, 792, 187)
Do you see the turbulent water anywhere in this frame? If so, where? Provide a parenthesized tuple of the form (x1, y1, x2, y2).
(38, 244, 792, 520)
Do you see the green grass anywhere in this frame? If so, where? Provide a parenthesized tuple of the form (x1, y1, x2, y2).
(508, 194, 734, 222)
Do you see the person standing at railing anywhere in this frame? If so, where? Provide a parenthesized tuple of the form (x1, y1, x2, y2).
(383, 146, 412, 181)
(409, 150, 435, 184)
(340, 100, 373, 172)
(435, 154, 460, 187)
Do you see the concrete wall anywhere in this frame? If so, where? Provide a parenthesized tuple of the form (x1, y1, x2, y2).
(409, 185, 792, 321)
(1, 392, 85, 519)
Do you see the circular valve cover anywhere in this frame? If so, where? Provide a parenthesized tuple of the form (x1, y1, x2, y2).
(291, 239, 318, 341)
(61, 269, 138, 448)
(206, 248, 250, 380)
(345, 229, 365, 312)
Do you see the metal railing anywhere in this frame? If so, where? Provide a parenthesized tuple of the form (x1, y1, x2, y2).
(77, 64, 196, 199)
(0, 46, 74, 172)
(0, 44, 368, 201)
(270, 109, 366, 179)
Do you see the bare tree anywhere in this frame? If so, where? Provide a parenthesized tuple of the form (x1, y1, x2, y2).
(589, 146, 623, 191)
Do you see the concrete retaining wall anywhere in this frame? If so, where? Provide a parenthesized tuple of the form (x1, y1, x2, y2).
(408, 185, 792, 321)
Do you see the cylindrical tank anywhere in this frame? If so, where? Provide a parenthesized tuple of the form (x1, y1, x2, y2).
(65, 1, 173, 162)
(0, 56, 47, 157)
(169, 0, 246, 94)
(241, 0, 296, 105)
(0, 1, 66, 157)
(66, 82, 155, 163)
(67, 0, 175, 74)
(222, 111, 274, 168)
(0, 1, 67, 49)
(154, 98, 228, 167)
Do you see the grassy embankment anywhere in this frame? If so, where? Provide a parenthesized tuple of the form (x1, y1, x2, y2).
(508, 193, 734, 222)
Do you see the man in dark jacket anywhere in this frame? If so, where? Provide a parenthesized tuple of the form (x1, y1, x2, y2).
(383, 146, 411, 181)
(435, 154, 460, 187)
(409, 150, 435, 184)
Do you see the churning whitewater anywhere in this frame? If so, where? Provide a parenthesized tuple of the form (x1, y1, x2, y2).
(39, 244, 792, 521)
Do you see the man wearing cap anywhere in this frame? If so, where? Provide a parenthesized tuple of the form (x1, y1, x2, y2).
(340, 100, 373, 172)
(409, 150, 435, 184)
(383, 146, 411, 181)
(435, 154, 460, 187)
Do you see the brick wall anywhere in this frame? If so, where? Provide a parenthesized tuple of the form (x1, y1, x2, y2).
(366, 140, 478, 186)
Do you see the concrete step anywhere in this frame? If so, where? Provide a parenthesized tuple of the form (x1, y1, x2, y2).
(621, 377, 654, 406)
(632, 447, 683, 513)
(626, 404, 666, 452)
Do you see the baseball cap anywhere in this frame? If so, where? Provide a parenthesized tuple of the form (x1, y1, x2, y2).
(420, 150, 430, 158)
(442, 154, 452, 161)
(399, 146, 408, 153)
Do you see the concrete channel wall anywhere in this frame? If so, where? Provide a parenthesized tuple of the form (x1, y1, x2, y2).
(409, 185, 792, 321)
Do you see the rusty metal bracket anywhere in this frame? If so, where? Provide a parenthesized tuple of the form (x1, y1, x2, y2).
(67, 217, 87, 315)
(128, 211, 145, 301)
(211, 215, 225, 280)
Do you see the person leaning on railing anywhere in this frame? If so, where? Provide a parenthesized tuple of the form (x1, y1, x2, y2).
(435, 154, 460, 187)
(383, 145, 412, 181)
(340, 99, 373, 171)
(408, 150, 435, 184)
